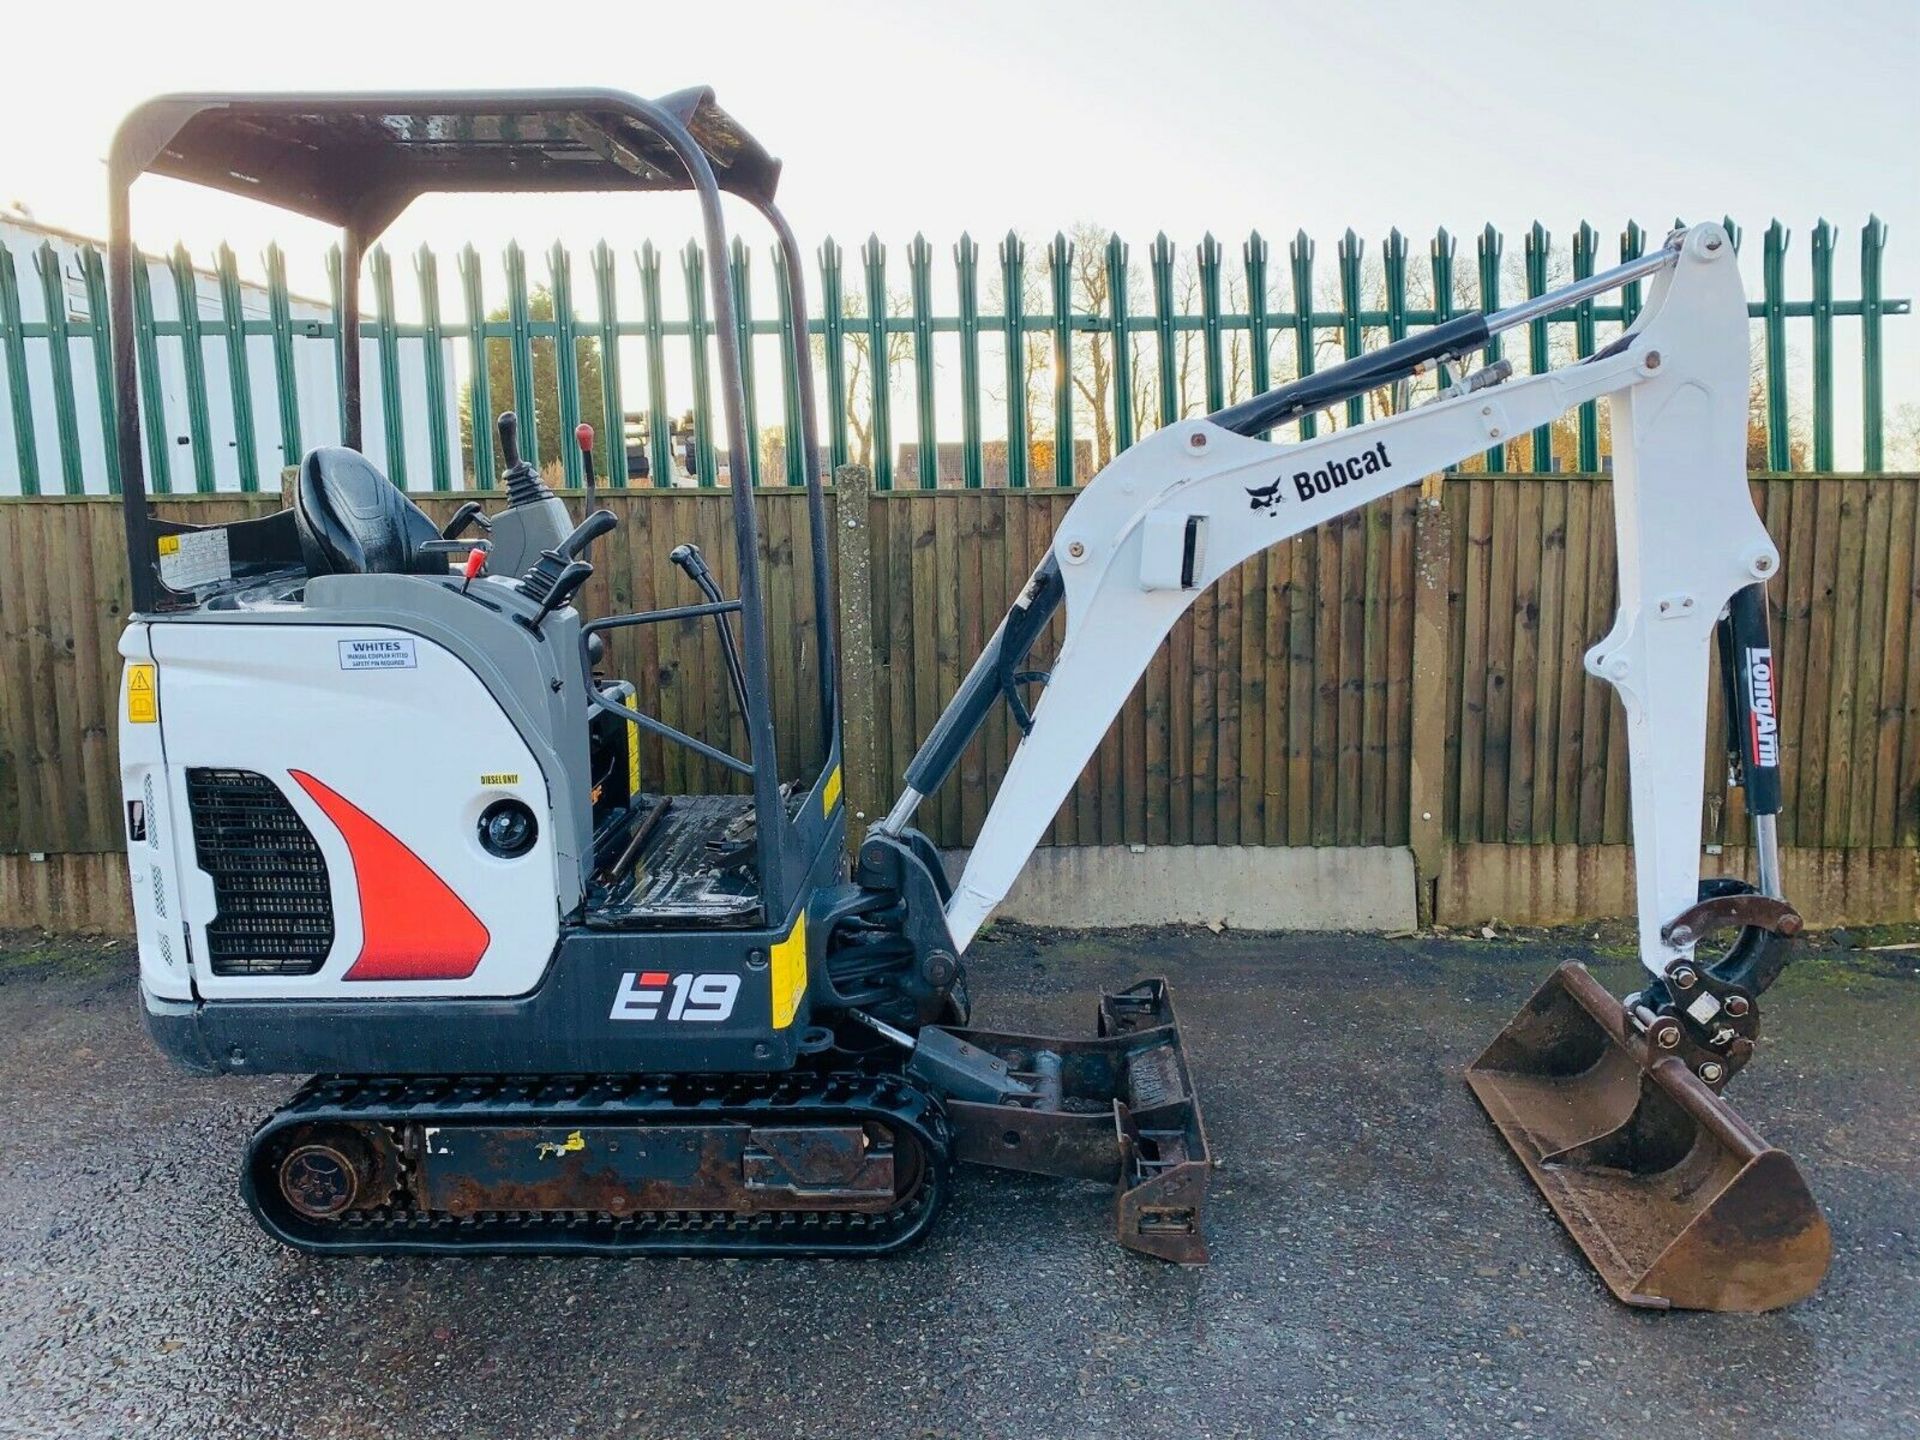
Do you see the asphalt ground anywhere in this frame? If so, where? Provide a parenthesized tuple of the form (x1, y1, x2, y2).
(0, 923, 1914, 1440)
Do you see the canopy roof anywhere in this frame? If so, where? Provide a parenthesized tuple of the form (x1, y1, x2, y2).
(108, 87, 781, 239)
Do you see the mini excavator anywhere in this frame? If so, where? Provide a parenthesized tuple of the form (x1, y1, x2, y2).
(110, 89, 1828, 1311)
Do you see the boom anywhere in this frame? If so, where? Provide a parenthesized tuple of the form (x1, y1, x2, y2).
(879, 222, 1777, 978)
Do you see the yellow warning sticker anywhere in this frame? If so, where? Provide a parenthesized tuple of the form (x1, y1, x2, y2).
(156, 535, 181, 556)
(821, 763, 842, 817)
(770, 912, 808, 1030)
(480, 773, 519, 786)
(126, 663, 157, 724)
(626, 719, 641, 798)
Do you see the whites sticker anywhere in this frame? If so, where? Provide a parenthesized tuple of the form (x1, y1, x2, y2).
(338, 637, 418, 671)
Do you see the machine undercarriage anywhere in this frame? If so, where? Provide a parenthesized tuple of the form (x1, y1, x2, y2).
(242, 980, 1207, 1263)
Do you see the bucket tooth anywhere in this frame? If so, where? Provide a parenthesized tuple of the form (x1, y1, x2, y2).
(1467, 962, 1830, 1312)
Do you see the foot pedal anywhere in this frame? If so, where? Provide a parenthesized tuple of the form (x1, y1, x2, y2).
(1467, 962, 1830, 1311)
(938, 979, 1213, 1265)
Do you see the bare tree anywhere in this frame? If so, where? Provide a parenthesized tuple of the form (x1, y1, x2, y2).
(1065, 224, 1120, 469)
(822, 288, 913, 471)
(990, 226, 1252, 477)
(981, 235, 1052, 482)
(1747, 357, 1810, 471)
(1888, 402, 1920, 471)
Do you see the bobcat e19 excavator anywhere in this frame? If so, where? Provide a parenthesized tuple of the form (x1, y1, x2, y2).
(108, 88, 1829, 1311)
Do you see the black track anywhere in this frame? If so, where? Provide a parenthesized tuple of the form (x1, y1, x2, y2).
(243, 1070, 951, 1257)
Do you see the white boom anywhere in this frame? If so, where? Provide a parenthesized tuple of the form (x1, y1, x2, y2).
(897, 222, 1772, 978)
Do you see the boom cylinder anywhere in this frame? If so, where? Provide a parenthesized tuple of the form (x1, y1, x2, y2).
(1209, 236, 1682, 440)
(1483, 239, 1682, 336)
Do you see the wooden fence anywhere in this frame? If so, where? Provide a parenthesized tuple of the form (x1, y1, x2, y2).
(2, 473, 1917, 927)
(1442, 474, 1920, 853)
(852, 483, 1423, 853)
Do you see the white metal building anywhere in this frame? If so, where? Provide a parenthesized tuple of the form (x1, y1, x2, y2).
(0, 216, 457, 495)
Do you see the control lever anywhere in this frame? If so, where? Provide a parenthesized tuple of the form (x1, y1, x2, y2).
(497, 411, 551, 508)
(670, 542, 751, 719)
(527, 560, 594, 633)
(415, 537, 494, 595)
(498, 410, 524, 469)
(560, 509, 619, 560)
(575, 423, 599, 524)
(516, 510, 617, 630)
(440, 501, 492, 540)
(458, 543, 490, 593)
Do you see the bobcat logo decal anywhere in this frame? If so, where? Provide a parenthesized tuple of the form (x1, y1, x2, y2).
(1245, 477, 1288, 511)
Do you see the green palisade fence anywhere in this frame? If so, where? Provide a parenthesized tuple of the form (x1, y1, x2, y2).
(0, 219, 1909, 497)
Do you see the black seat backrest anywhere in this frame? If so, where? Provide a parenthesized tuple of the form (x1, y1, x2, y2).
(294, 448, 449, 578)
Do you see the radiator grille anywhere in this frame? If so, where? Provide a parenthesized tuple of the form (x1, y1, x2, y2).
(186, 768, 334, 977)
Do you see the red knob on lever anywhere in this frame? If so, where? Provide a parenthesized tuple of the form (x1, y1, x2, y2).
(462, 548, 488, 583)
(575, 423, 599, 506)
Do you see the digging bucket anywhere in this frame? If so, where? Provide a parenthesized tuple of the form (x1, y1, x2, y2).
(1467, 961, 1830, 1312)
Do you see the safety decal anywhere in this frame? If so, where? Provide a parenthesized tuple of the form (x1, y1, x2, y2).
(821, 763, 843, 817)
(126, 663, 158, 724)
(537, 1130, 587, 1160)
(156, 528, 232, 589)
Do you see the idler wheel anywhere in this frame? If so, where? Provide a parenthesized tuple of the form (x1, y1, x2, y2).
(275, 1127, 388, 1219)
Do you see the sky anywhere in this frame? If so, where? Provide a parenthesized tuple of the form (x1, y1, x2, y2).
(1, 0, 1915, 459)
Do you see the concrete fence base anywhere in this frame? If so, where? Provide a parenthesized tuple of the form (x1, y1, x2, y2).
(1, 853, 135, 933)
(943, 845, 1418, 932)
(1441, 843, 1919, 929)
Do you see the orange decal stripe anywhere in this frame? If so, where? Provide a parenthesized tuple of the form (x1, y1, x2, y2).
(290, 770, 491, 982)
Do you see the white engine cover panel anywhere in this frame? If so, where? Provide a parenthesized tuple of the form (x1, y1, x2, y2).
(118, 624, 194, 1002)
(148, 621, 562, 1000)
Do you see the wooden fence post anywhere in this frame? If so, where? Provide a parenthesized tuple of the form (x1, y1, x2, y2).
(1408, 475, 1452, 923)
(832, 463, 880, 848)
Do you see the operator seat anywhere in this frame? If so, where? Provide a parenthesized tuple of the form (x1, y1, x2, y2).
(294, 447, 450, 578)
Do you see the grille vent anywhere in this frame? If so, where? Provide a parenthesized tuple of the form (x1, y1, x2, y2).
(186, 768, 334, 977)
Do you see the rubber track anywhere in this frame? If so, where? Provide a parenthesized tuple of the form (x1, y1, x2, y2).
(243, 1070, 952, 1257)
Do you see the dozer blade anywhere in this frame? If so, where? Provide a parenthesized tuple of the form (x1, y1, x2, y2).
(1466, 961, 1830, 1312)
(940, 979, 1213, 1265)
